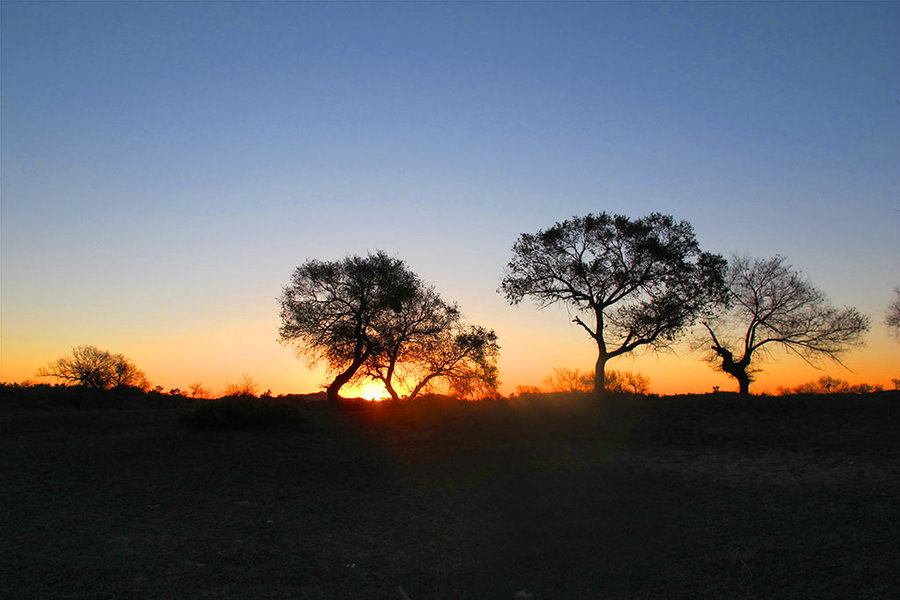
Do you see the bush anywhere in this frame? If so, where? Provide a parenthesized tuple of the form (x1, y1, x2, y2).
(179, 396, 306, 431)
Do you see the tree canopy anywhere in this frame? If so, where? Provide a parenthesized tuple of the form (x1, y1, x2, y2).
(702, 255, 870, 394)
(279, 250, 498, 402)
(500, 212, 726, 394)
(37, 345, 148, 391)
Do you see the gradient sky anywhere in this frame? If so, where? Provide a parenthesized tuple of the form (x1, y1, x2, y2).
(2, 1, 898, 397)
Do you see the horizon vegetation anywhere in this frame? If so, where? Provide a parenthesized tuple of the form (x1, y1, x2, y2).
(18, 211, 893, 401)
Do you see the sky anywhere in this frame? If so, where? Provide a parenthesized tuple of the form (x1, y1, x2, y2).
(2, 1, 898, 397)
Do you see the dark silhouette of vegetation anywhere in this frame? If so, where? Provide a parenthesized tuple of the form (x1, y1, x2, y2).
(777, 376, 884, 395)
(187, 381, 212, 399)
(279, 251, 498, 403)
(359, 282, 499, 401)
(500, 213, 726, 396)
(887, 287, 900, 335)
(279, 251, 419, 403)
(702, 255, 870, 395)
(36, 345, 149, 392)
(223, 374, 260, 398)
(541, 367, 650, 395)
(179, 396, 306, 431)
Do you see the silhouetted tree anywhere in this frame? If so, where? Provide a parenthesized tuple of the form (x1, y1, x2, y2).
(360, 283, 500, 400)
(278, 251, 418, 403)
(606, 370, 651, 395)
(886, 287, 900, 335)
(500, 213, 726, 396)
(223, 374, 260, 398)
(543, 367, 594, 393)
(187, 381, 212, 399)
(37, 345, 148, 391)
(702, 255, 870, 395)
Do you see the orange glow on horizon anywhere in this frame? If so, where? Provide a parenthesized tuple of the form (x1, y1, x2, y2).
(341, 380, 390, 401)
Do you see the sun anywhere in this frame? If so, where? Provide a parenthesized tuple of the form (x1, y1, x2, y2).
(343, 380, 389, 401)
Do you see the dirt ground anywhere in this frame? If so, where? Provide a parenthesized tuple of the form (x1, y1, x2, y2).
(1, 391, 897, 599)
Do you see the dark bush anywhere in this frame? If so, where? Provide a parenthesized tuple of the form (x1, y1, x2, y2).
(178, 396, 307, 431)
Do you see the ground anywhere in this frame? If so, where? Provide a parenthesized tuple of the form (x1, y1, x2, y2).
(1, 390, 897, 599)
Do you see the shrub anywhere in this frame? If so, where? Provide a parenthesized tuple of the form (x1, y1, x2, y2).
(222, 374, 259, 398)
(179, 396, 306, 431)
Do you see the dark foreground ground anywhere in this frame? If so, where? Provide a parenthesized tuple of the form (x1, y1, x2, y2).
(1, 391, 898, 599)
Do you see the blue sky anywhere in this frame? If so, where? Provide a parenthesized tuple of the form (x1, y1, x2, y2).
(2, 1, 898, 395)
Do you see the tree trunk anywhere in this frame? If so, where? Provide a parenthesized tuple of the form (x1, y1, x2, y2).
(593, 353, 608, 398)
(384, 378, 402, 402)
(710, 344, 752, 395)
(732, 367, 751, 395)
(326, 370, 353, 404)
(326, 348, 371, 404)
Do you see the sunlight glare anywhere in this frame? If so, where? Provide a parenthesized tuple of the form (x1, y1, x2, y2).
(343, 380, 389, 401)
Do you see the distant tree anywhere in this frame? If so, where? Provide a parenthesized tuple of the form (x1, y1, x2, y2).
(37, 345, 148, 391)
(777, 376, 883, 395)
(500, 213, 726, 396)
(223, 374, 259, 398)
(886, 287, 900, 335)
(703, 255, 870, 395)
(187, 382, 211, 399)
(606, 370, 651, 395)
(543, 367, 594, 393)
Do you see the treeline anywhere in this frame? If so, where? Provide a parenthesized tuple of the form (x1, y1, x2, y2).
(22, 211, 899, 399)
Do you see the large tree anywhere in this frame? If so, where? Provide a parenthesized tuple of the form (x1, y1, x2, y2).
(37, 345, 148, 391)
(363, 283, 499, 400)
(279, 251, 499, 402)
(500, 213, 726, 394)
(278, 251, 419, 403)
(702, 255, 870, 394)
(361, 282, 500, 400)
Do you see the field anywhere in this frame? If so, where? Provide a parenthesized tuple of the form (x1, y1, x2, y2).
(1, 390, 898, 599)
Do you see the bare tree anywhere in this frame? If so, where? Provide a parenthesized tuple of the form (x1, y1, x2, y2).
(703, 255, 870, 394)
(223, 374, 260, 398)
(543, 367, 594, 393)
(500, 212, 726, 396)
(187, 382, 212, 399)
(37, 345, 148, 391)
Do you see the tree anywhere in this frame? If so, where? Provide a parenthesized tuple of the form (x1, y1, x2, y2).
(278, 251, 419, 403)
(606, 370, 651, 395)
(37, 345, 148, 391)
(223, 374, 260, 398)
(360, 282, 500, 400)
(702, 255, 870, 395)
(500, 212, 726, 395)
(886, 287, 900, 335)
(543, 367, 594, 393)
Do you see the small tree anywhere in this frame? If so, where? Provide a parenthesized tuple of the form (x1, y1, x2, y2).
(500, 212, 726, 396)
(37, 345, 148, 391)
(187, 382, 212, 399)
(278, 251, 418, 403)
(702, 255, 870, 395)
(606, 370, 651, 395)
(223, 374, 259, 398)
(543, 367, 594, 393)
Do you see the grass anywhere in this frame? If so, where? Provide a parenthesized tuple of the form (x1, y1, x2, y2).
(1, 390, 897, 599)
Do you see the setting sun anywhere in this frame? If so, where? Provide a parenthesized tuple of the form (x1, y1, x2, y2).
(342, 380, 390, 401)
